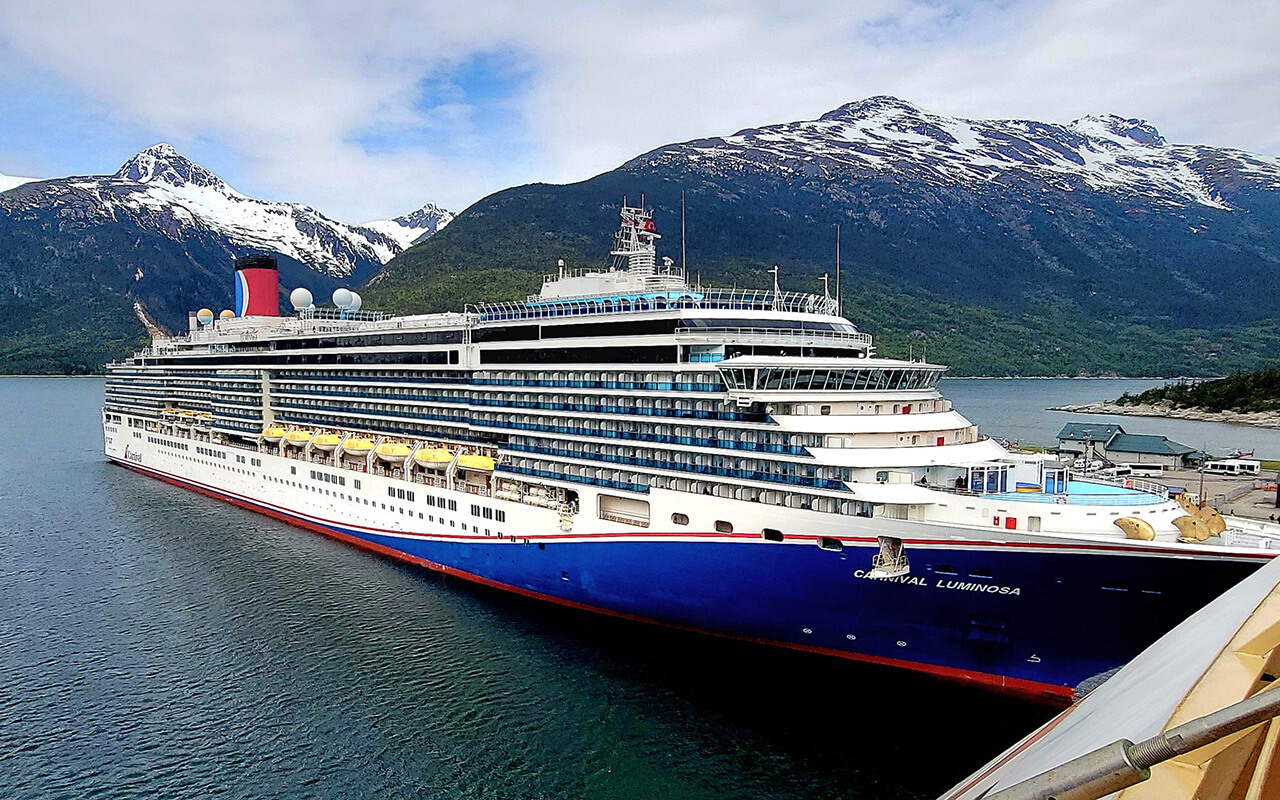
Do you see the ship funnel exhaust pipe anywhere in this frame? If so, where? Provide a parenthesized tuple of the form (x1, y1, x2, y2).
(234, 254, 280, 317)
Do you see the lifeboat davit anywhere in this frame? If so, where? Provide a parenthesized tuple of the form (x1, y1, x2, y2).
(284, 429, 314, 447)
(375, 442, 411, 463)
(414, 448, 453, 467)
(261, 425, 286, 443)
(312, 433, 342, 452)
(343, 437, 374, 458)
(457, 454, 495, 472)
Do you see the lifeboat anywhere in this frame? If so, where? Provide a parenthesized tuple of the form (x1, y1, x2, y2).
(342, 437, 374, 458)
(175, 411, 195, 429)
(312, 433, 342, 452)
(261, 425, 286, 443)
(195, 413, 212, 427)
(457, 454, 495, 472)
(414, 448, 453, 468)
(375, 442, 412, 463)
(284, 429, 314, 447)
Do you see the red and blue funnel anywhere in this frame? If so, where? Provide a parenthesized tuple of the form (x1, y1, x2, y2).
(234, 254, 280, 317)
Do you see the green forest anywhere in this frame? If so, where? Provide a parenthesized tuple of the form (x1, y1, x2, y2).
(1116, 367, 1280, 412)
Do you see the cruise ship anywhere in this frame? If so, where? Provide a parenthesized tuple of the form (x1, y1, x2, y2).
(103, 205, 1280, 704)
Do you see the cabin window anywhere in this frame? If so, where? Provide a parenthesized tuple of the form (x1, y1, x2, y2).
(762, 528, 783, 542)
(715, 520, 734, 533)
(818, 537, 843, 552)
(671, 513, 689, 526)
(820, 405, 831, 416)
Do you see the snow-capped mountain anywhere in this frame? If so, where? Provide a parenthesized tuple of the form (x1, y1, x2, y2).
(0, 171, 39, 193)
(0, 144, 450, 370)
(16, 143, 435, 277)
(375, 95, 1280, 376)
(362, 203, 454, 250)
(635, 96, 1280, 210)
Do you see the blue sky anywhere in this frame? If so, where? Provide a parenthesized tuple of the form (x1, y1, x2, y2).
(0, 0, 1275, 221)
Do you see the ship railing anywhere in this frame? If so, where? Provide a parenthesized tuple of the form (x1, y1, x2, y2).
(1070, 472, 1170, 499)
(925, 483, 981, 497)
(598, 509, 651, 528)
(459, 483, 492, 497)
(470, 287, 839, 322)
(674, 326, 872, 347)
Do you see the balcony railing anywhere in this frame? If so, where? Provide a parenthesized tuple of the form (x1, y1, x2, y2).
(675, 326, 872, 348)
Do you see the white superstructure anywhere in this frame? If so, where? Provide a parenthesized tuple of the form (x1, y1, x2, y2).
(101, 205, 1280, 555)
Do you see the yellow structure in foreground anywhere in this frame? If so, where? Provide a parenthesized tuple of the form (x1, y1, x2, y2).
(942, 555, 1280, 800)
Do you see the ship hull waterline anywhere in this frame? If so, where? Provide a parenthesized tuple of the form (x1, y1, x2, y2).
(109, 456, 1266, 706)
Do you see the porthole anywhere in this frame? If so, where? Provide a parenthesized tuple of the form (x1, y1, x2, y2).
(818, 537, 843, 552)
(671, 513, 690, 526)
(714, 520, 733, 534)
(762, 528, 784, 542)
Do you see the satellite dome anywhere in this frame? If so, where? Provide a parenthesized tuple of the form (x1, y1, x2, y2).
(349, 292, 362, 312)
(219, 309, 235, 320)
(290, 287, 313, 311)
(332, 288, 354, 309)
(196, 308, 214, 325)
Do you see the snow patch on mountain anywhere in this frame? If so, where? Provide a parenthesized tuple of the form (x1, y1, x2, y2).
(362, 203, 455, 250)
(95, 144, 408, 275)
(635, 96, 1280, 210)
(5, 144, 452, 278)
(0, 171, 40, 193)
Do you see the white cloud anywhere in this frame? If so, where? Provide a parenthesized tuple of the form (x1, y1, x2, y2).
(0, 0, 1275, 221)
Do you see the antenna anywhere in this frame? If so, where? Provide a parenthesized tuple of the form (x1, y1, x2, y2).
(769, 265, 781, 311)
(681, 190, 687, 272)
(835, 223, 841, 311)
(820, 273, 830, 299)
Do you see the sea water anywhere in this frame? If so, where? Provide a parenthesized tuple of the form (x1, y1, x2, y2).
(3, 376, 1261, 799)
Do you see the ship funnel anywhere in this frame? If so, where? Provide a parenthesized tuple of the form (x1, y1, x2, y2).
(234, 254, 280, 317)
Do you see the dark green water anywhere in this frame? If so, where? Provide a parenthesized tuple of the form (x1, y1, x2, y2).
(0, 378, 1052, 799)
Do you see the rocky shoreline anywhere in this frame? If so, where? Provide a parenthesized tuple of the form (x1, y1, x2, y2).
(1048, 401, 1280, 430)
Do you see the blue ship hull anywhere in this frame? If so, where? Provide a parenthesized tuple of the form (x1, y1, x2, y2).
(120, 459, 1267, 704)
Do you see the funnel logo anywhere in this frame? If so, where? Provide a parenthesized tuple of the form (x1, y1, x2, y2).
(234, 270, 251, 316)
(233, 254, 280, 317)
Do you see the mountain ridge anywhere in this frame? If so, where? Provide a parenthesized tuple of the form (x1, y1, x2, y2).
(0, 144, 450, 373)
(366, 95, 1280, 376)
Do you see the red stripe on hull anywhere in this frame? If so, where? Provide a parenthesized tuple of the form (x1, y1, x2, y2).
(112, 457, 1074, 705)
